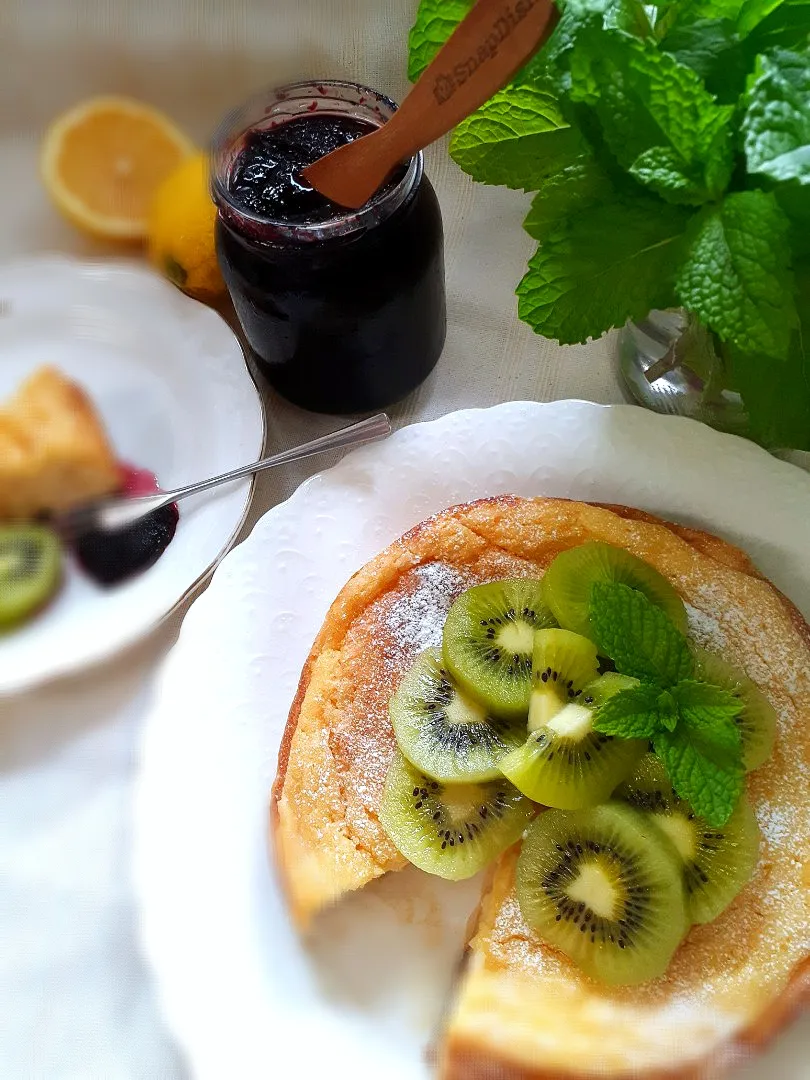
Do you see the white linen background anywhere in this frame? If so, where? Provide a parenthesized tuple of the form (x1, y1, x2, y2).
(0, 1, 764, 1078)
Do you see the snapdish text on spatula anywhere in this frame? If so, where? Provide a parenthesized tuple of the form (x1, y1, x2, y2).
(302, 0, 559, 209)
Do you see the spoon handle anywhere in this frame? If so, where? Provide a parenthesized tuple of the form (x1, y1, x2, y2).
(165, 412, 392, 502)
(71, 414, 392, 535)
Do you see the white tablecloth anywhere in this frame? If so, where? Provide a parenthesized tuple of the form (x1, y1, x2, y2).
(0, 2, 626, 1076)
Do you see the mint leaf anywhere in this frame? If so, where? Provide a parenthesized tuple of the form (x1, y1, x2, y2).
(778, 182, 810, 257)
(629, 145, 714, 204)
(747, 0, 810, 62)
(737, 0, 789, 36)
(622, 39, 734, 164)
(588, 582, 694, 686)
(539, 2, 601, 77)
(523, 156, 615, 240)
(662, 17, 738, 80)
(744, 0, 810, 54)
(593, 684, 676, 738)
(729, 268, 810, 450)
(407, 0, 471, 81)
(516, 196, 688, 344)
(672, 680, 744, 725)
(661, 19, 749, 103)
(743, 47, 810, 185)
(603, 0, 655, 36)
(654, 720, 744, 826)
(570, 32, 734, 200)
(570, 43, 661, 154)
(450, 84, 584, 190)
(675, 191, 799, 360)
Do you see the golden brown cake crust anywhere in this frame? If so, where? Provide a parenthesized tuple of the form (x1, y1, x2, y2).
(271, 495, 810, 1079)
(0, 366, 121, 519)
(439, 955, 810, 1080)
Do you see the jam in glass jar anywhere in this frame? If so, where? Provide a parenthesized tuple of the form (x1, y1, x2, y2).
(211, 80, 447, 414)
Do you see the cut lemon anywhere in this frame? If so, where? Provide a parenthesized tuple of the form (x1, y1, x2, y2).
(41, 96, 195, 241)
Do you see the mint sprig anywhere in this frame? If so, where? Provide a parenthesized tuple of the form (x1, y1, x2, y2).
(589, 583, 744, 825)
(407, 0, 810, 451)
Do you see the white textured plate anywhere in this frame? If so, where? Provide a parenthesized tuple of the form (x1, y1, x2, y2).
(0, 256, 263, 694)
(135, 401, 810, 1080)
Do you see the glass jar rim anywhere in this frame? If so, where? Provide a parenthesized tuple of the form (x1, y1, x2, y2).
(210, 78, 422, 243)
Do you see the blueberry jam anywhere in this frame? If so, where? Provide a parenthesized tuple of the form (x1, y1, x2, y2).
(228, 115, 400, 226)
(71, 465, 179, 587)
(213, 81, 446, 415)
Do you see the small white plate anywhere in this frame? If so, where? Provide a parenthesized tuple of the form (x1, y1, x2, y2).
(135, 401, 810, 1080)
(0, 256, 264, 695)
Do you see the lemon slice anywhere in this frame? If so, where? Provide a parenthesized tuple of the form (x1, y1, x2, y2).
(41, 96, 195, 241)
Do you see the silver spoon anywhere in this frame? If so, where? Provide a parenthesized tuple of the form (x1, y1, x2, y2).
(53, 412, 392, 542)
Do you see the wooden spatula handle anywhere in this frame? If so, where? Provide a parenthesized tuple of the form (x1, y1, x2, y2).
(303, 0, 559, 208)
(388, 0, 558, 161)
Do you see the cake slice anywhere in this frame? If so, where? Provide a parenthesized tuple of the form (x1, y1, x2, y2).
(440, 835, 810, 1079)
(0, 366, 121, 520)
(271, 496, 810, 1076)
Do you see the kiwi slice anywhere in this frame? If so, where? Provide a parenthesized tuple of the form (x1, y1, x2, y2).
(616, 755, 760, 924)
(442, 580, 557, 721)
(582, 671, 641, 706)
(501, 673, 646, 809)
(694, 649, 777, 772)
(541, 541, 688, 639)
(527, 628, 600, 730)
(379, 750, 534, 880)
(517, 802, 687, 985)
(389, 648, 525, 783)
(0, 525, 62, 630)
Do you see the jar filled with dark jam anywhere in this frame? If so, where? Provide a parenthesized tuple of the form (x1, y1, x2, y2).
(211, 81, 447, 414)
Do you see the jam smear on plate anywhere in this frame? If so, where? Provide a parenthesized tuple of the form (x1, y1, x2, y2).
(71, 464, 179, 587)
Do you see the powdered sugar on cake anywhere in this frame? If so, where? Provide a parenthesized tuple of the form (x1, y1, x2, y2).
(685, 602, 728, 653)
(379, 561, 471, 663)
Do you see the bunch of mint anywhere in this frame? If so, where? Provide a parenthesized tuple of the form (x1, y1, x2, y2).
(408, 0, 810, 449)
(588, 582, 744, 826)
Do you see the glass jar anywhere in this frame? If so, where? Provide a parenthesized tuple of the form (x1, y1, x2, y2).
(211, 80, 447, 415)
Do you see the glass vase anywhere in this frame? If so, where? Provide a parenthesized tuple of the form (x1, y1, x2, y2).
(618, 309, 750, 439)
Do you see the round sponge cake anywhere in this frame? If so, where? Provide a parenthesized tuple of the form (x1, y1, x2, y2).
(271, 496, 810, 1078)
